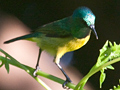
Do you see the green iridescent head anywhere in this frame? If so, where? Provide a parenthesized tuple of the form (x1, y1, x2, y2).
(72, 6, 98, 39)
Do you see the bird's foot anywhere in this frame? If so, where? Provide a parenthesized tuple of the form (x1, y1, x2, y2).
(62, 78, 72, 89)
(33, 66, 41, 77)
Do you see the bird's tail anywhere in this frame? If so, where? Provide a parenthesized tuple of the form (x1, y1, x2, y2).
(4, 32, 40, 44)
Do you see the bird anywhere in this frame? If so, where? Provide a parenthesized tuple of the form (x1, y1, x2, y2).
(4, 6, 98, 88)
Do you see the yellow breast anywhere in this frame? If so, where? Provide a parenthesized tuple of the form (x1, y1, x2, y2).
(56, 34, 90, 56)
(53, 34, 90, 63)
(65, 35, 90, 51)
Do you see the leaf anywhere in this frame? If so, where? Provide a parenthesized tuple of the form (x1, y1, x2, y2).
(96, 40, 120, 88)
(5, 59, 9, 73)
(106, 65, 114, 70)
(100, 69, 106, 88)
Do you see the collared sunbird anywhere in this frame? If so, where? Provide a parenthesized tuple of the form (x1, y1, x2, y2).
(4, 6, 98, 88)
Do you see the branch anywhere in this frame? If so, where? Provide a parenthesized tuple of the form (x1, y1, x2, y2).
(0, 49, 75, 89)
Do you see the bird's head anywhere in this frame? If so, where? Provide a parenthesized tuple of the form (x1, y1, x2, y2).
(72, 7, 98, 39)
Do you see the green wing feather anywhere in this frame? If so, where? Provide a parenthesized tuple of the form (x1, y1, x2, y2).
(35, 16, 72, 37)
(4, 16, 73, 44)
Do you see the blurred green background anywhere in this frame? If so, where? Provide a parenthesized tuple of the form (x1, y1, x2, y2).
(0, 0, 120, 90)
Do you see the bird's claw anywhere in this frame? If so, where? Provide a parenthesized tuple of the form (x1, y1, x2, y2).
(33, 66, 41, 77)
(62, 78, 72, 89)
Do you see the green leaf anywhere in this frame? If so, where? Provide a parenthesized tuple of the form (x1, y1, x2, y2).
(106, 65, 114, 70)
(5, 58, 9, 73)
(96, 40, 120, 88)
(100, 70, 106, 88)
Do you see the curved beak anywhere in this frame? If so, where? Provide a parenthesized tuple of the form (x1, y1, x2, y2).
(90, 25, 98, 39)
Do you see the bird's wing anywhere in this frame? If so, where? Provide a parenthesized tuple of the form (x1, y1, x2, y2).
(35, 17, 72, 38)
(4, 17, 73, 44)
